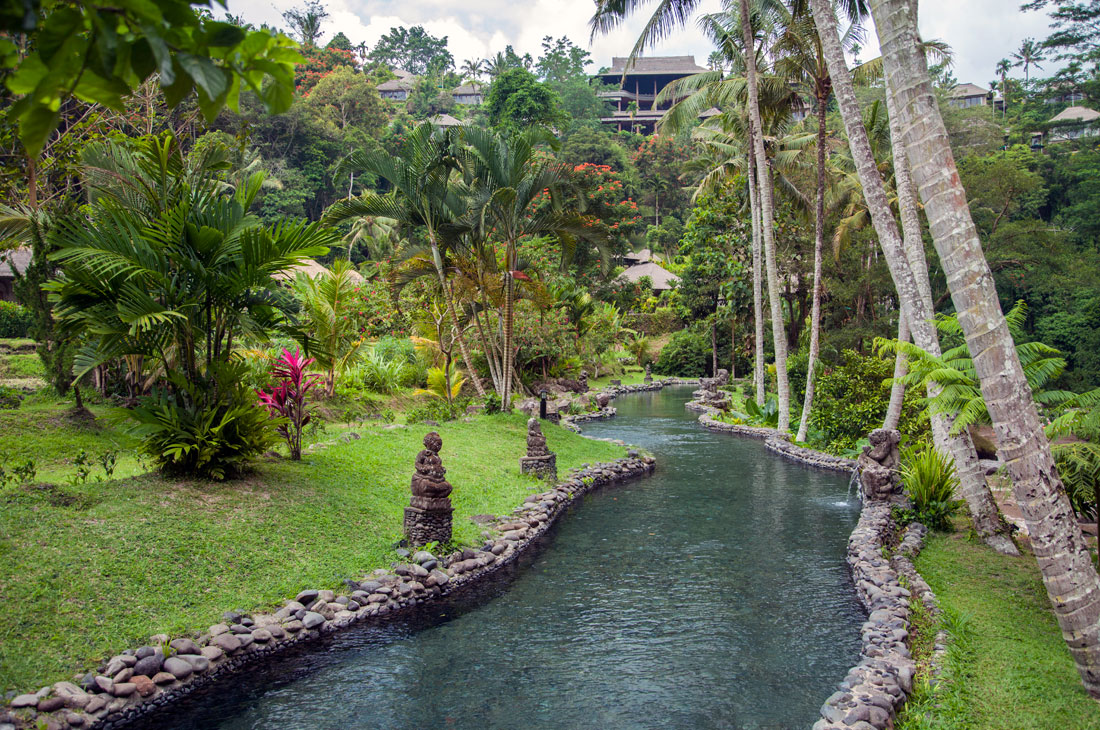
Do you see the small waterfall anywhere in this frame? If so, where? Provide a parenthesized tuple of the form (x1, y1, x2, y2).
(847, 467, 863, 503)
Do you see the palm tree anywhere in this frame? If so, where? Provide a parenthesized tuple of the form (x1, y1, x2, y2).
(458, 127, 599, 408)
(811, 0, 1017, 555)
(772, 8, 864, 442)
(995, 57, 1012, 118)
(1012, 37, 1045, 85)
(293, 259, 366, 397)
(460, 58, 485, 82)
(869, 0, 1100, 697)
(324, 123, 488, 397)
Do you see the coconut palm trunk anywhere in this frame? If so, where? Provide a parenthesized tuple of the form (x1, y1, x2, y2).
(810, 0, 1016, 555)
(796, 79, 828, 442)
(884, 79, 1016, 554)
(883, 313, 909, 429)
(748, 144, 766, 406)
(739, 0, 790, 430)
(869, 0, 1100, 696)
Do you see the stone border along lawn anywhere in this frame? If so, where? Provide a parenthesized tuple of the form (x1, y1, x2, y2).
(687, 397, 947, 730)
(0, 402, 654, 730)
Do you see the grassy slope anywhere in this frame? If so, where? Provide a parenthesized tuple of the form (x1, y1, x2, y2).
(898, 528, 1100, 729)
(0, 406, 625, 692)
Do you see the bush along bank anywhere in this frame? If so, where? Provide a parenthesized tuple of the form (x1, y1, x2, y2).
(1, 453, 655, 730)
(683, 392, 943, 729)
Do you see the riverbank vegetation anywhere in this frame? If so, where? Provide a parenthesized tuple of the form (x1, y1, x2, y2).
(0, 396, 623, 691)
(0, 0, 1099, 722)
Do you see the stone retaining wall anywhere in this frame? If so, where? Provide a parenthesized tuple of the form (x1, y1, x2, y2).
(2, 456, 655, 730)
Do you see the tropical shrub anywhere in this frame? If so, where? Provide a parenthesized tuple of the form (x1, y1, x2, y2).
(360, 350, 406, 394)
(1051, 441, 1100, 535)
(652, 326, 709, 377)
(0, 301, 32, 338)
(256, 349, 319, 461)
(899, 444, 963, 530)
(625, 336, 651, 366)
(809, 350, 926, 454)
(414, 367, 465, 409)
(293, 259, 367, 397)
(745, 394, 780, 428)
(126, 364, 278, 480)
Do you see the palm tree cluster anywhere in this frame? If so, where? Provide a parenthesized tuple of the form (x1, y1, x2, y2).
(591, 0, 1100, 699)
(324, 122, 608, 409)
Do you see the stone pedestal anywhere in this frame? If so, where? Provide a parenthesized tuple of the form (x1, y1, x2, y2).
(520, 418, 558, 481)
(403, 432, 454, 545)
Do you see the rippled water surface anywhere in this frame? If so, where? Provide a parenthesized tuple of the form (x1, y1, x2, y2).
(151, 387, 863, 729)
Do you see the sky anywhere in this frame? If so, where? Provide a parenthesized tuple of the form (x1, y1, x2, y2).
(229, 0, 1059, 90)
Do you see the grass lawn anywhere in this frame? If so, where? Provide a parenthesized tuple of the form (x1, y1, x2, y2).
(0, 402, 626, 693)
(898, 526, 1100, 729)
(589, 365, 649, 389)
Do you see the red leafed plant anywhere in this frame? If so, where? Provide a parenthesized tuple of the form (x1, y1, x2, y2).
(256, 348, 319, 460)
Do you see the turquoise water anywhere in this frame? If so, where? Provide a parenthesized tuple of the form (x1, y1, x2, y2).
(149, 387, 863, 729)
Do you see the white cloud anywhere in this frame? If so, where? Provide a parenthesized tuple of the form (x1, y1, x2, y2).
(226, 0, 1058, 85)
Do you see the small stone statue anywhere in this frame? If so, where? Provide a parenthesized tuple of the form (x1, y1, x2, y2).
(404, 432, 454, 545)
(715, 368, 729, 386)
(858, 428, 902, 501)
(644, 363, 653, 383)
(520, 418, 557, 481)
(578, 370, 589, 392)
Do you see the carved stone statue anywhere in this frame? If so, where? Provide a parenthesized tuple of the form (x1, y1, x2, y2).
(404, 432, 454, 545)
(520, 418, 557, 481)
(644, 363, 653, 383)
(858, 428, 902, 501)
(578, 370, 588, 392)
(693, 373, 729, 409)
(715, 368, 729, 386)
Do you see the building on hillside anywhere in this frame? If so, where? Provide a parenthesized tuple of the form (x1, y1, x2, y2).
(0, 247, 29, 301)
(273, 259, 365, 284)
(594, 55, 709, 133)
(1048, 105, 1100, 142)
(430, 114, 465, 128)
(948, 82, 993, 109)
(619, 261, 680, 291)
(452, 83, 485, 105)
(378, 76, 415, 101)
(623, 248, 653, 265)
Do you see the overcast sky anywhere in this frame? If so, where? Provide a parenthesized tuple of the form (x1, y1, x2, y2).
(230, 0, 1058, 90)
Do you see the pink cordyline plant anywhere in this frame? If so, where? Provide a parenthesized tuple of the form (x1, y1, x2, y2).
(256, 348, 319, 460)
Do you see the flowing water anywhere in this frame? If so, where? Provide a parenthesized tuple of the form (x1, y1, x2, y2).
(148, 386, 864, 729)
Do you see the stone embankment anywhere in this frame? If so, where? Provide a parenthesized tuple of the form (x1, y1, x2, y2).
(685, 395, 944, 730)
(1, 453, 654, 730)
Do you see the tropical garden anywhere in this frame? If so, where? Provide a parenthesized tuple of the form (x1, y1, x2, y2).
(0, 0, 1099, 727)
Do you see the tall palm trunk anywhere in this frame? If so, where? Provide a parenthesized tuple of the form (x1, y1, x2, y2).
(429, 237, 486, 398)
(810, 0, 1015, 555)
(796, 84, 828, 442)
(748, 145, 766, 406)
(870, 0, 1100, 696)
(500, 243, 517, 410)
(886, 78, 1016, 555)
(883, 313, 909, 429)
(739, 0, 790, 431)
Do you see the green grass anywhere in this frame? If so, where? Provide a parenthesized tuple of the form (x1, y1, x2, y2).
(897, 526, 1100, 729)
(589, 365, 649, 389)
(0, 404, 625, 692)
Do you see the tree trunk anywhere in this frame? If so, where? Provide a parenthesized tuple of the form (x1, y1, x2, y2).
(871, 0, 1100, 696)
(501, 261, 516, 411)
(883, 314, 909, 430)
(731, 318, 736, 379)
(739, 0, 790, 431)
(811, 0, 1016, 555)
(431, 240, 486, 398)
(748, 145, 766, 407)
(711, 315, 718, 376)
(796, 92, 828, 442)
(885, 70, 1017, 555)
